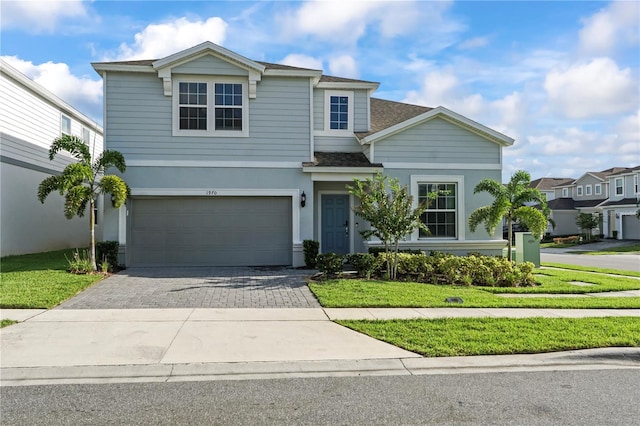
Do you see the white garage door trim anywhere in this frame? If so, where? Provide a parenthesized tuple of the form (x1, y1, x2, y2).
(130, 188, 301, 243)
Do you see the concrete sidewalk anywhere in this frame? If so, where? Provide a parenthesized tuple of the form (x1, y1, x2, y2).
(2, 307, 639, 386)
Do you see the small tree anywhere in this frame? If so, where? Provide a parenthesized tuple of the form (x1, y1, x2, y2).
(347, 173, 436, 280)
(38, 135, 128, 271)
(576, 213, 599, 242)
(469, 170, 550, 261)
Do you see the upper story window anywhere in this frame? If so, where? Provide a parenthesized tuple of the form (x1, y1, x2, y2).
(562, 188, 569, 198)
(61, 115, 71, 135)
(82, 127, 91, 144)
(595, 184, 602, 195)
(634, 175, 639, 194)
(576, 186, 583, 196)
(615, 177, 624, 196)
(418, 183, 457, 238)
(178, 82, 207, 130)
(324, 90, 353, 133)
(173, 78, 248, 137)
(585, 185, 592, 196)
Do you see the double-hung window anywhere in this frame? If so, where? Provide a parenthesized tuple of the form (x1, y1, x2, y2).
(595, 184, 602, 195)
(174, 79, 247, 136)
(418, 183, 457, 238)
(634, 175, 638, 194)
(585, 185, 592, 196)
(61, 115, 71, 135)
(577, 186, 583, 196)
(615, 177, 624, 196)
(324, 90, 353, 133)
(562, 188, 569, 198)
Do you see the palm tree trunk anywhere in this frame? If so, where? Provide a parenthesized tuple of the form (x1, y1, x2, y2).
(507, 217, 513, 262)
(89, 199, 97, 271)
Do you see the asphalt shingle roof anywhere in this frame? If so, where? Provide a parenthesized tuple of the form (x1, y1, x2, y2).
(530, 177, 574, 191)
(303, 152, 383, 168)
(355, 98, 432, 139)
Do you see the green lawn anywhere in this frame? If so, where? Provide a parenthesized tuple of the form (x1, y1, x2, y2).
(338, 317, 640, 357)
(541, 262, 640, 278)
(0, 249, 104, 309)
(566, 243, 640, 255)
(308, 266, 640, 309)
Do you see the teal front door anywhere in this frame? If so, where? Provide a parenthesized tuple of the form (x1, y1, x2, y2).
(321, 194, 350, 255)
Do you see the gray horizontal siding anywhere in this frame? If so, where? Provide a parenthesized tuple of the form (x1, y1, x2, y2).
(105, 73, 311, 162)
(374, 117, 500, 164)
(313, 90, 324, 131)
(0, 132, 74, 172)
(354, 90, 368, 132)
(314, 136, 362, 153)
(172, 55, 249, 76)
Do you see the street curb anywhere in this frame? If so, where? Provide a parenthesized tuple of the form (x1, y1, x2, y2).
(2, 348, 639, 387)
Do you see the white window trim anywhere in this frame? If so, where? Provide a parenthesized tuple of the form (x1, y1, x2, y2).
(585, 185, 592, 196)
(562, 188, 569, 198)
(634, 174, 639, 194)
(172, 77, 249, 137)
(595, 184, 602, 195)
(61, 114, 71, 135)
(410, 175, 465, 241)
(323, 90, 354, 135)
(615, 177, 624, 196)
(576, 185, 583, 196)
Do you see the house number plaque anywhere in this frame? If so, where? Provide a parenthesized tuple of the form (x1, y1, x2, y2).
(206, 190, 218, 196)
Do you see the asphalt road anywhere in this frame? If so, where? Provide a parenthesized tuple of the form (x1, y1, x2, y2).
(2, 369, 639, 425)
(541, 252, 640, 272)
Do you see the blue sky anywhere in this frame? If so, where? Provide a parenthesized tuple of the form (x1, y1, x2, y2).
(2, 0, 638, 181)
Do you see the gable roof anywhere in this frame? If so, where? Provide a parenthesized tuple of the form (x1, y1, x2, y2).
(608, 165, 640, 177)
(356, 102, 514, 147)
(530, 177, 574, 191)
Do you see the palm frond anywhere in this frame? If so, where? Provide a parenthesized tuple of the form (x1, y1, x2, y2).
(37, 175, 61, 203)
(49, 135, 91, 162)
(95, 150, 126, 174)
(64, 186, 92, 219)
(99, 175, 129, 208)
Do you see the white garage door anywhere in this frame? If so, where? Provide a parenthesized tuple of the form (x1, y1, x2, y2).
(622, 215, 640, 240)
(129, 197, 292, 267)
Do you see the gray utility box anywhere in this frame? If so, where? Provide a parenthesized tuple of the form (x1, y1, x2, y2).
(515, 232, 540, 267)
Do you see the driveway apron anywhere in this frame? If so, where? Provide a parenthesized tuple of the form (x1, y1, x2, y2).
(57, 267, 320, 309)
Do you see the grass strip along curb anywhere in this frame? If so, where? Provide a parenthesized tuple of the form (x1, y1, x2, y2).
(541, 262, 640, 278)
(337, 317, 640, 357)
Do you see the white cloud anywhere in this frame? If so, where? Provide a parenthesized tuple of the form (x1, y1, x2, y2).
(458, 36, 489, 50)
(579, 1, 640, 56)
(278, 0, 457, 44)
(544, 57, 638, 119)
(328, 55, 359, 78)
(2, 56, 102, 121)
(280, 54, 323, 70)
(109, 17, 228, 60)
(0, 0, 87, 33)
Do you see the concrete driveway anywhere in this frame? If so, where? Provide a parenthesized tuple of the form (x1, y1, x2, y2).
(58, 267, 321, 309)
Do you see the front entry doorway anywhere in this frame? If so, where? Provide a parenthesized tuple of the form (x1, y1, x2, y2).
(321, 194, 350, 255)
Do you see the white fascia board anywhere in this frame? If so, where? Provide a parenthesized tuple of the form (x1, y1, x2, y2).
(316, 81, 380, 90)
(126, 160, 301, 168)
(264, 69, 323, 79)
(152, 41, 265, 74)
(302, 166, 382, 174)
(91, 63, 155, 75)
(360, 106, 515, 147)
(2, 59, 103, 133)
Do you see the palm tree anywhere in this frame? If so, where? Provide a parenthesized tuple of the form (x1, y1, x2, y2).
(468, 170, 550, 261)
(38, 135, 128, 271)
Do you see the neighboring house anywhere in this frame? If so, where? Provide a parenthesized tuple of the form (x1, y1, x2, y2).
(600, 166, 640, 240)
(529, 177, 574, 203)
(542, 167, 638, 238)
(92, 41, 514, 268)
(0, 59, 104, 257)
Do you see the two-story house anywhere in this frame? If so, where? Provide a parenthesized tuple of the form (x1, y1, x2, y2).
(0, 59, 104, 256)
(92, 42, 514, 267)
(600, 166, 640, 239)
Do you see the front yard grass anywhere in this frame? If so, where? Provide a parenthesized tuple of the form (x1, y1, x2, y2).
(541, 262, 640, 278)
(1, 319, 17, 328)
(308, 266, 640, 309)
(337, 317, 640, 357)
(0, 249, 104, 309)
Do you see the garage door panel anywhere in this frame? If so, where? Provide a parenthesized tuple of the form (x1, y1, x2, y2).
(622, 215, 640, 240)
(129, 197, 291, 267)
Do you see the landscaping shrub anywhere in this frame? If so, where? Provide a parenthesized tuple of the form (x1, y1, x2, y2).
(65, 249, 94, 274)
(316, 253, 344, 276)
(303, 240, 319, 268)
(358, 251, 536, 287)
(96, 240, 119, 272)
(347, 253, 379, 279)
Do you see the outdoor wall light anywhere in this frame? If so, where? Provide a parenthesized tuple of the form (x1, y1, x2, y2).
(300, 191, 306, 208)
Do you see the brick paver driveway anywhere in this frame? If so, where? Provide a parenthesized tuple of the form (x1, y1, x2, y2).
(58, 267, 320, 309)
